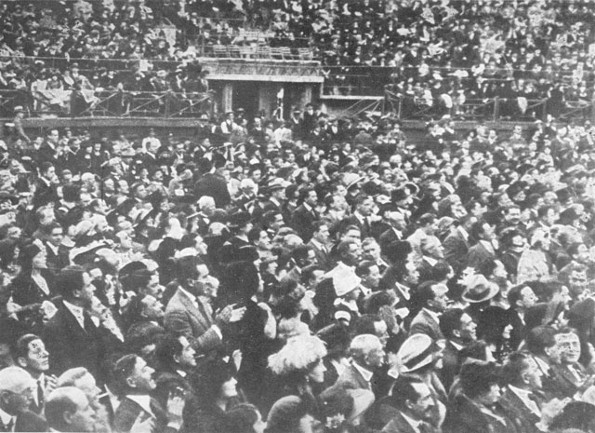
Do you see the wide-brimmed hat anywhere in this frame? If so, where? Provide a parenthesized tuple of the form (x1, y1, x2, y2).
(461, 274, 499, 303)
(396, 334, 435, 374)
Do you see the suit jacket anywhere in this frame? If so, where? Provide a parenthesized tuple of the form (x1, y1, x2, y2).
(410, 309, 444, 341)
(381, 411, 426, 433)
(290, 204, 319, 242)
(343, 214, 372, 239)
(379, 228, 403, 255)
(164, 288, 222, 354)
(42, 301, 106, 384)
(443, 393, 517, 433)
(14, 410, 48, 433)
(307, 239, 332, 271)
(498, 387, 541, 433)
(114, 395, 175, 433)
(327, 362, 373, 393)
(32, 177, 59, 209)
(440, 340, 462, 392)
(548, 362, 587, 398)
(465, 241, 496, 270)
(443, 229, 470, 272)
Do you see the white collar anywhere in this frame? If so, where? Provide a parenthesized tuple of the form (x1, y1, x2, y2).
(457, 226, 469, 240)
(400, 412, 422, 433)
(176, 369, 187, 378)
(0, 407, 14, 429)
(351, 361, 373, 383)
(63, 300, 86, 328)
(46, 242, 59, 255)
(303, 202, 313, 212)
(450, 340, 464, 351)
(423, 256, 437, 266)
(422, 307, 441, 324)
(126, 395, 154, 418)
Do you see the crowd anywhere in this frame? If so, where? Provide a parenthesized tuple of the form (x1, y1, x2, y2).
(4, 0, 595, 118)
(0, 98, 592, 433)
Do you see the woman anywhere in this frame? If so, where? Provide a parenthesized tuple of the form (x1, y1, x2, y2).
(265, 335, 328, 419)
(184, 358, 243, 433)
(10, 241, 54, 307)
(517, 228, 555, 284)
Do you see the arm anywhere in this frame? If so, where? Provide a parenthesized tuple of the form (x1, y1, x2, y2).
(164, 309, 222, 353)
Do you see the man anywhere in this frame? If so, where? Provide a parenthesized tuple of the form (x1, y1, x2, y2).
(407, 213, 438, 265)
(443, 214, 476, 273)
(14, 334, 57, 415)
(43, 222, 69, 274)
(193, 157, 231, 208)
(443, 360, 516, 433)
(378, 206, 407, 254)
(362, 238, 389, 274)
(439, 309, 477, 391)
(409, 281, 449, 341)
(43, 265, 108, 385)
(499, 351, 546, 433)
(290, 187, 320, 242)
(40, 128, 59, 166)
(465, 219, 497, 269)
(113, 354, 184, 433)
(153, 335, 195, 409)
(548, 328, 590, 398)
(326, 334, 385, 394)
(164, 255, 243, 354)
(0, 366, 47, 432)
(32, 161, 59, 209)
(256, 178, 288, 222)
(307, 221, 332, 271)
(381, 376, 438, 433)
(344, 194, 375, 239)
(506, 284, 538, 350)
(45, 387, 96, 432)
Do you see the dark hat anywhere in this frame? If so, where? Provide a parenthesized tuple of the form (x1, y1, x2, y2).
(391, 188, 408, 203)
(227, 211, 251, 229)
(383, 240, 412, 263)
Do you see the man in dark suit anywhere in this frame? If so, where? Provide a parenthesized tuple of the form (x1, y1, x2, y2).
(153, 335, 195, 410)
(290, 187, 320, 242)
(438, 309, 477, 391)
(113, 354, 184, 433)
(13, 334, 57, 416)
(499, 351, 546, 433)
(32, 161, 59, 209)
(343, 193, 375, 240)
(307, 221, 332, 271)
(465, 220, 497, 270)
(164, 256, 243, 354)
(45, 386, 96, 432)
(43, 265, 109, 386)
(381, 376, 438, 433)
(0, 366, 48, 432)
(378, 206, 407, 255)
(409, 281, 449, 341)
(193, 156, 231, 208)
(443, 214, 475, 273)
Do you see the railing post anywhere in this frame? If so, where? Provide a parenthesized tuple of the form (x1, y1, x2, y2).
(165, 91, 171, 118)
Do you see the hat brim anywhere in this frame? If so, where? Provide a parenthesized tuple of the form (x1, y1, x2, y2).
(462, 283, 500, 303)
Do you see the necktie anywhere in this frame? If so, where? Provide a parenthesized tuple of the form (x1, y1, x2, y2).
(37, 379, 44, 409)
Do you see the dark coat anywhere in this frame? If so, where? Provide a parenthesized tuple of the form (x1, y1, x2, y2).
(290, 204, 319, 242)
(194, 173, 231, 208)
(443, 229, 470, 272)
(42, 301, 107, 385)
(410, 309, 444, 341)
(443, 393, 518, 433)
(498, 387, 542, 433)
(114, 395, 175, 433)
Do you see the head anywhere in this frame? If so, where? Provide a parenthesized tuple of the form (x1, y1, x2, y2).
(349, 334, 385, 371)
(439, 309, 477, 343)
(268, 335, 327, 383)
(0, 366, 36, 415)
(114, 355, 156, 395)
(507, 284, 537, 312)
(390, 377, 435, 422)
(56, 368, 101, 405)
(337, 239, 362, 267)
(459, 360, 502, 405)
(555, 329, 581, 365)
(57, 265, 95, 309)
(14, 334, 49, 376)
(45, 387, 96, 432)
(156, 334, 196, 371)
(502, 351, 543, 391)
(418, 281, 450, 313)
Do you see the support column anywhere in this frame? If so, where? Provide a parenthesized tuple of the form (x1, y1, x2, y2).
(222, 83, 233, 113)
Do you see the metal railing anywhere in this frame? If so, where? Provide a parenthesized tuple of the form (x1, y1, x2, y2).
(0, 89, 212, 118)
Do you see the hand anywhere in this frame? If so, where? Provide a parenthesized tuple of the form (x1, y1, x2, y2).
(129, 414, 154, 433)
(45, 375, 58, 395)
(166, 394, 185, 427)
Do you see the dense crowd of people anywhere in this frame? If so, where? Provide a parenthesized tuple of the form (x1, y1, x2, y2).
(4, 0, 595, 117)
(0, 99, 592, 433)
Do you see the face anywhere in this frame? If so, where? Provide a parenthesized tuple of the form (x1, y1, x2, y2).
(307, 359, 327, 384)
(68, 394, 96, 432)
(76, 373, 101, 403)
(480, 383, 502, 405)
(523, 358, 543, 390)
(32, 249, 47, 269)
(429, 285, 449, 312)
(459, 313, 477, 342)
(408, 383, 435, 422)
(78, 273, 95, 308)
(569, 271, 588, 298)
(557, 333, 581, 364)
(146, 274, 164, 300)
(314, 225, 330, 243)
(358, 198, 374, 216)
(49, 227, 63, 246)
(342, 243, 362, 266)
(141, 295, 163, 320)
(362, 242, 380, 261)
(365, 344, 386, 369)
(175, 337, 196, 368)
(220, 377, 238, 399)
(519, 287, 537, 309)
(129, 357, 156, 392)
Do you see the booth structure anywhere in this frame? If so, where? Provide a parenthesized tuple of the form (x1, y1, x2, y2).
(199, 59, 323, 119)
